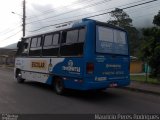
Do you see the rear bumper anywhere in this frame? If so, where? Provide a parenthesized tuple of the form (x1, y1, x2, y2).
(63, 77, 130, 90)
(82, 80, 130, 90)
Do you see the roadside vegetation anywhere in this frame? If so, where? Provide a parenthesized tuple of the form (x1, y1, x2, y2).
(130, 75, 160, 85)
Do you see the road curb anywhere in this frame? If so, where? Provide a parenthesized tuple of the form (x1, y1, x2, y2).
(122, 87, 160, 96)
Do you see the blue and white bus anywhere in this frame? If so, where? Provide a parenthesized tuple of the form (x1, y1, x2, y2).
(14, 19, 130, 94)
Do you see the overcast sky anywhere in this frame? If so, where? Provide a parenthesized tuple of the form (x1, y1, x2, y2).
(0, 0, 160, 47)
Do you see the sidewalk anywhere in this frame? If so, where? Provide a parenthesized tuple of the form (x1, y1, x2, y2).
(124, 80, 160, 95)
(0, 65, 14, 70)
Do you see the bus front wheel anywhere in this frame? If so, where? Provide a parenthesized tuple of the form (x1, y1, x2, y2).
(54, 77, 65, 95)
(16, 70, 25, 83)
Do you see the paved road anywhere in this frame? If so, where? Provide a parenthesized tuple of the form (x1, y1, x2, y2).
(0, 68, 160, 114)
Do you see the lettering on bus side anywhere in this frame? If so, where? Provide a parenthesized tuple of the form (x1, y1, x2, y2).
(31, 60, 47, 70)
(62, 60, 81, 73)
(106, 64, 121, 68)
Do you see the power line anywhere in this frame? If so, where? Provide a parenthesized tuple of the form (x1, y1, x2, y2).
(87, 0, 158, 18)
(0, 25, 22, 36)
(0, 30, 22, 42)
(26, 0, 148, 26)
(26, 0, 95, 19)
(26, 0, 113, 24)
(44, 0, 147, 25)
(126, 2, 160, 15)
(26, 0, 85, 15)
(26, 0, 112, 23)
(28, 0, 158, 32)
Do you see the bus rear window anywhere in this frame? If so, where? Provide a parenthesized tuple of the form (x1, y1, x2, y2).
(96, 26, 128, 55)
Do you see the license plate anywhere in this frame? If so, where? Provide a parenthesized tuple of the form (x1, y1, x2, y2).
(109, 83, 118, 87)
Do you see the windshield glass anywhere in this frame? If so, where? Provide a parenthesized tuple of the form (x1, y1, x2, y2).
(96, 26, 128, 55)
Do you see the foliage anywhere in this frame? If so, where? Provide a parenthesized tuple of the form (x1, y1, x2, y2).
(153, 10, 160, 27)
(138, 10, 160, 80)
(141, 27, 160, 79)
(130, 75, 160, 84)
(107, 8, 139, 55)
(108, 8, 132, 27)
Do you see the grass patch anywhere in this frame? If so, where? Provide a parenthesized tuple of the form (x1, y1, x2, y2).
(130, 75, 160, 85)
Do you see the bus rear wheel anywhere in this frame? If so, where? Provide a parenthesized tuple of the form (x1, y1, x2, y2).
(16, 70, 25, 83)
(54, 77, 65, 95)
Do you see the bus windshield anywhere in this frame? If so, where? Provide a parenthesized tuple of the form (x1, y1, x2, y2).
(96, 26, 128, 55)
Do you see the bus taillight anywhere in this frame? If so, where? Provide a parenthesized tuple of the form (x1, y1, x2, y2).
(86, 62, 94, 74)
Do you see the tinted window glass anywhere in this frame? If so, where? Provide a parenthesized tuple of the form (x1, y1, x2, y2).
(17, 38, 31, 56)
(44, 34, 53, 46)
(29, 36, 42, 56)
(96, 26, 128, 55)
(61, 32, 67, 43)
(31, 38, 37, 48)
(78, 28, 85, 42)
(60, 28, 85, 56)
(22, 38, 31, 55)
(114, 30, 126, 44)
(42, 33, 60, 56)
(37, 37, 42, 47)
(66, 30, 78, 43)
(98, 26, 114, 42)
(53, 34, 59, 45)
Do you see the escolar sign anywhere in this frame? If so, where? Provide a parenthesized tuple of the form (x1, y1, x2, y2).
(31, 60, 47, 70)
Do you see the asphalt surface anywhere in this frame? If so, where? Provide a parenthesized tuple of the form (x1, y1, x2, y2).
(0, 68, 160, 114)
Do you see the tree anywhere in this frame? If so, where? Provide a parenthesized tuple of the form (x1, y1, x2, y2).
(153, 10, 160, 27)
(108, 8, 132, 27)
(107, 8, 139, 56)
(140, 11, 160, 79)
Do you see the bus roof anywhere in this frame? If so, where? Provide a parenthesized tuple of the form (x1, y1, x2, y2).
(24, 19, 85, 38)
(23, 18, 125, 39)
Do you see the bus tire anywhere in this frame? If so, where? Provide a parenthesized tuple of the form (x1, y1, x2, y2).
(54, 77, 65, 95)
(16, 70, 25, 83)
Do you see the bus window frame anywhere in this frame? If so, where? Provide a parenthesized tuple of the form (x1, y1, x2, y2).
(42, 32, 60, 57)
(29, 35, 43, 57)
(17, 38, 31, 57)
(23, 38, 31, 56)
(43, 33, 54, 47)
(95, 22, 129, 56)
(22, 26, 86, 58)
(59, 26, 86, 58)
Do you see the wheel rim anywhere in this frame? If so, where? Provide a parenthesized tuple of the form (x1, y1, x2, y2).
(55, 79, 63, 93)
(17, 72, 22, 80)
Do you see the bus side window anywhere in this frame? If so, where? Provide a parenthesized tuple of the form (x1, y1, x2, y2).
(44, 34, 53, 46)
(78, 28, 85, 42)
(52, 33, 60, 56)
(42, 33, 60, 56)
(37, 37, 42, 47)
(53, 34, 59, 45)
(77, 28, 85, 56)
(60, 28, 85, 57)
(16, 38, 31, 56)
(29, 36, 42, 56)
(61, 32, 67, 44)
(21, 38, 31, 56)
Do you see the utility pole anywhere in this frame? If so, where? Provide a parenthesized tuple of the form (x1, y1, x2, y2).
(22, 0, 26, 37)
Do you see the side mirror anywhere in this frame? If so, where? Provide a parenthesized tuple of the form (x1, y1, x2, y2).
(17, 41, 22, 48)
(24, 43, 28, 49)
